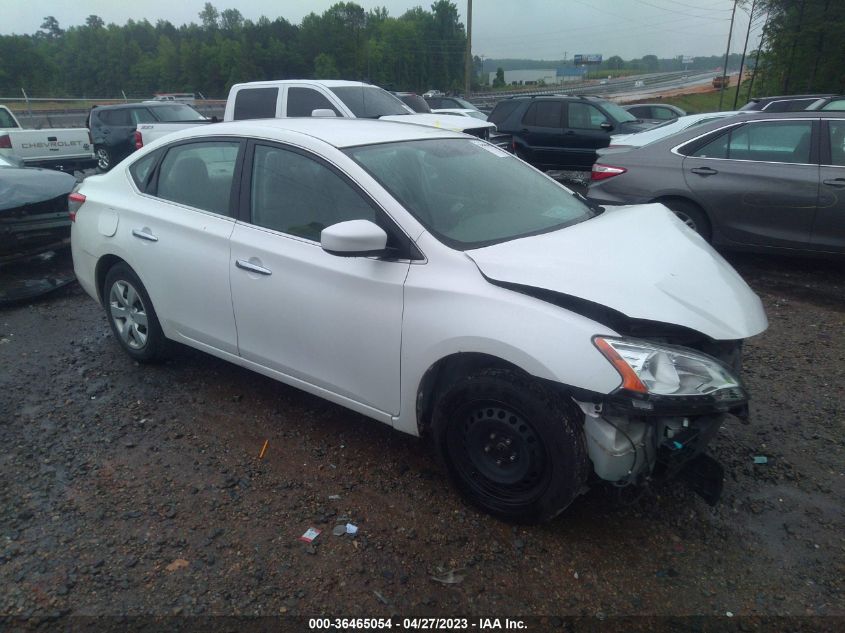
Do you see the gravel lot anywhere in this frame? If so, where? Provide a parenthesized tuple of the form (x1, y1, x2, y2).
(1, 245, 843, 627)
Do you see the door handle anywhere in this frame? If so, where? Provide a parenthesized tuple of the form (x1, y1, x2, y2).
(131, 228, 158, 242)
(563, 130, 576, 135)
(822, 177, 845, 188)
(690, 166, 718, 176)
(236, 259, 272, 276)
(520, 128, 529, 134)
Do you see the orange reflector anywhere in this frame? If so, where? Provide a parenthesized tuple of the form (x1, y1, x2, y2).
(594, 338, 648, 394)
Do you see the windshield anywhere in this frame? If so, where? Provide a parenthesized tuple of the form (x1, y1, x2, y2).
(346, 139, 593, 249)
(453, 98, 478, 110)
(331, 87, 412, 118)
(151, 104, 206, 122)
(398, 94, 431, 113)
(600, 101, 637, 123)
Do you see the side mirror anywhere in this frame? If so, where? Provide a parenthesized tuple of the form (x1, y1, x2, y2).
(321, 220, 387, 257)
(600, 122, 613, 131)
(311, 108, 337, 118)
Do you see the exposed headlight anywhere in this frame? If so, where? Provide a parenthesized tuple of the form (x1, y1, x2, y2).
(594, 336, 741, 397)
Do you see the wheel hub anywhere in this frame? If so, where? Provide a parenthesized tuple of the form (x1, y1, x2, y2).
(463, 406, 539, 486)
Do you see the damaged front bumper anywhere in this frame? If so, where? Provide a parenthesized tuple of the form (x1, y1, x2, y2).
(0, 194, 71, 258)
(574, 389, 743, 505)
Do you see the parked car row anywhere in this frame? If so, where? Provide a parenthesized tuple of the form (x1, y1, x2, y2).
(586, 111, 845, 256)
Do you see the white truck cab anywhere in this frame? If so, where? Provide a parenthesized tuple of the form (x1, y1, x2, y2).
(223, 80, 495, 139)
(0, 105, 95, 171)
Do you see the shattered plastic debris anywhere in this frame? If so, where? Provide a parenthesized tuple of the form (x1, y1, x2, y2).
(258, 439, 269, 459)
(373, 591, 389, 605)
(332, 524, 346, 537)
(753, 456, 768, 464)
(431, 569, 465, 585)
(299, 527, 322, 543)
(328, 494, 341, 500)
(346, 523, 358, 535)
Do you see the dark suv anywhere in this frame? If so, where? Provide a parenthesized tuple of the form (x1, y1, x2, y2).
(488, 95, 654, 170)
(87, 102, 206, 171)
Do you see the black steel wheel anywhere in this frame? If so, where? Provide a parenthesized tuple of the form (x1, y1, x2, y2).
(432, 367, 589, 523)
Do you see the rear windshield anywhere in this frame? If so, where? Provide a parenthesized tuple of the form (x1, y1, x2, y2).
(0, 108, 19, 128)
(330, 87, 410, 118)
(151, 105, 206, 122)
(488, 100, 522, 126)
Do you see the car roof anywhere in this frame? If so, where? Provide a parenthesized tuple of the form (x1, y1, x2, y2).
(93, 102, 188, 111)
(746, 94, 835, 104)
(232, 79, 375, 89)
(154, 117, 466, 149)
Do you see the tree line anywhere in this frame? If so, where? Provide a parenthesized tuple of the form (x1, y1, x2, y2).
(754, 0, 845, 95)
(0, 2, 468, 98)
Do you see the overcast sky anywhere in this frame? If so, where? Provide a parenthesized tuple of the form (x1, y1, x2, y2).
(4, 0, 763, 60)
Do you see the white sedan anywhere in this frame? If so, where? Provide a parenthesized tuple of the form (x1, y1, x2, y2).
(70, 119, 767, 522)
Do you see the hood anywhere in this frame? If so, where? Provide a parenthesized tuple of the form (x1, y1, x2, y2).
(0, 167, 77, 212)
(465, 204, 768, 341)
(380, 112, 494, 133)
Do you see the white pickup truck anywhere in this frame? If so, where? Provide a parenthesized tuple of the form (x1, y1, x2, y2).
(0, 105, 95, 171)
(135, 80, 494, 148)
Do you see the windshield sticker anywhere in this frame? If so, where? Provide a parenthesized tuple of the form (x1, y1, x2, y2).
(471, 140, 510, 157)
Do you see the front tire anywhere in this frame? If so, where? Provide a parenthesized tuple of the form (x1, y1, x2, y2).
(103, 263, 168, 362)
(432, 368, 589, 523)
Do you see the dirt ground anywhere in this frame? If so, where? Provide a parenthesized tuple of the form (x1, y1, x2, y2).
(0, 245, 843, 629)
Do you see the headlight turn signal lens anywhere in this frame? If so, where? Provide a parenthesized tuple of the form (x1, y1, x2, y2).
(594, 336, 741, 397)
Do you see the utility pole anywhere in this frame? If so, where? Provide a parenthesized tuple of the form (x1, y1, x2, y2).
(733, 0, 757, 109)
(465, 0, 472, 97)
(746, 11, 769, 100)
(718, 0, 738, 111)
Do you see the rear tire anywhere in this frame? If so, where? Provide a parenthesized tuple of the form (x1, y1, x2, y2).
(103, 263, 168, 362)
(95, 146, 112, 172)
(661, 199, 712, 241)
(432, 367, 589, 523)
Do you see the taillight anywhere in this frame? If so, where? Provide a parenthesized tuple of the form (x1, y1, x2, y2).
(68, 192, 86, 222)
(134, 130, 143, 150)
(591, 163, 628, 181)
(0, 134, 11, 149)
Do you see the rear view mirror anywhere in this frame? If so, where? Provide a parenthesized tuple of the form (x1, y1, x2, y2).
(321, 220, 387, 257)
(312, 109, 337, 118)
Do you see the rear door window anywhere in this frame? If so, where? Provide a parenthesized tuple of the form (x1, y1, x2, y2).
(533, 101, 563, 128)
(626, 106, 650, 119)
(232, 88, 278, 120)
(286, 87, 340, 117)
(691, 121, 814, 164)
(821, 99, 845, 111)
(827, 121, 845, 166)
(155, 141, 240, 215)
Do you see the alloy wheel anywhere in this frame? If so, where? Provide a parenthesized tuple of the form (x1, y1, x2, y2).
(108, 280, 149, 350)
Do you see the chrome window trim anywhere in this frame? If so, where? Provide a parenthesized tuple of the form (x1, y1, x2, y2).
(671, 117, 820, 166)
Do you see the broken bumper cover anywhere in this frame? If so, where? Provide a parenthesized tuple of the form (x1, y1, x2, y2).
(1, 194, 71, 258)
(573, 386, 745, 504)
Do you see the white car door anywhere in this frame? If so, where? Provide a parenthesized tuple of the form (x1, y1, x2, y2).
(229, 142, 411, 415)
(126, 139, 242, 354)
